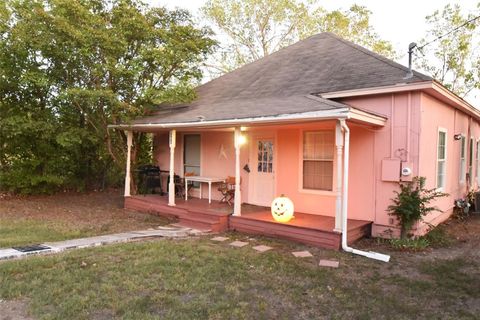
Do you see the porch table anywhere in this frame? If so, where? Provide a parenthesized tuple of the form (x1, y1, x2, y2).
(184, 176, 225, 204)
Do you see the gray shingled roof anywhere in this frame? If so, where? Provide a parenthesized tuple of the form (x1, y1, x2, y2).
(132, 32, 431, 125)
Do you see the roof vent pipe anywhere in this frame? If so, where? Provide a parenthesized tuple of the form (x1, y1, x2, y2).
(404, 42, 417, 79)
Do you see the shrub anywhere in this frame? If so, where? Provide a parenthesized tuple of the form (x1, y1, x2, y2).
(424, 224, 453, 248)
(388, 177, 448, 239)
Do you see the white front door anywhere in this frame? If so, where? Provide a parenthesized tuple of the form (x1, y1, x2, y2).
(249, 138, 275, 206)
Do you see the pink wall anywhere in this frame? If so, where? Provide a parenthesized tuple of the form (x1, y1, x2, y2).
(151, 90, 479, 238)
(154, 131, 249, 201)
(417, 92, 477, 233)
(348, 123, 376, 221)
(273, 122, 336, 216)
(343, 91, 479, 237)
(341, 92, 423, 237)
(153, 121, 376, 220)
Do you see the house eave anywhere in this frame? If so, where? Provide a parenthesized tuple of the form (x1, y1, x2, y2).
(320, 80, 480, 120)
(319, 81, 434, 99)
(108, 107, 386, 131)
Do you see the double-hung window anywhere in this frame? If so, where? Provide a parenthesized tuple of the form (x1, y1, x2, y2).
(437, 129, 447, 190)
(477, 140, 480, 185)
(460, 135, 466, 184)
(469, 137, 474, 180)
(302, 131, 334, 191)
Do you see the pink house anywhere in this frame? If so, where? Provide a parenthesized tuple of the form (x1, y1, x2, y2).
(112, 33, 480, 254)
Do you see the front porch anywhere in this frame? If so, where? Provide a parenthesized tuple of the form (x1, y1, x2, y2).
(124, 195, 371, 250)
(117, 111, 387, 251)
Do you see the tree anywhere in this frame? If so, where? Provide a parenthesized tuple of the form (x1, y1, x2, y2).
(415, 4, 479, 97)
(201, 0, 395, 75)
(318, 4, 394, 58)
(0, 0, 215, 193)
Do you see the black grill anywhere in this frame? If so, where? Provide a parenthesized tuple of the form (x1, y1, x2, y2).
(135, 165, 162, 195)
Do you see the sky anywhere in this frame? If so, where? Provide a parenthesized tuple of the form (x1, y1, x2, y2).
(146, 0, 480, 104)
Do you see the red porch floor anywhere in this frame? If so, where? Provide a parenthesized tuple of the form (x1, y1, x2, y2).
(230, 211, 371, 249)
(125, 195, 371, 250)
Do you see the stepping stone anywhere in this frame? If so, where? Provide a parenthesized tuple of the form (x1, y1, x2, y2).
(319, 259, 340, 268)
(292, 251, 313, 258)
(229, 241, 249, 248)
(211, 236, 229, 242)
(252, 245, 272, 252)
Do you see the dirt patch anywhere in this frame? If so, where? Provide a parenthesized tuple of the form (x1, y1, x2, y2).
(0, 189, 172, 231)
(0, 300, 34, 320)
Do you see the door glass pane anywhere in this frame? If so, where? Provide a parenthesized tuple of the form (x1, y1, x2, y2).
(184, 134, 200, 187)
(257, 140, 273, 173)
(184, 135, 200, 167)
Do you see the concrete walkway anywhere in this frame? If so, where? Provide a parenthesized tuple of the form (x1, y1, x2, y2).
(0, 226, 200, 261)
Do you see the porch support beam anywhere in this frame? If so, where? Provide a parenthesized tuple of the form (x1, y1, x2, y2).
(334, 121, 344, 232)
(233, 127, 242, 216)
(124, 130, 133, 197)
(168, 129, 176, 206)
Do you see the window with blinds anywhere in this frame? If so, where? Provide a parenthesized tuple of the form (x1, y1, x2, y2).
(302, 131, 334, 191)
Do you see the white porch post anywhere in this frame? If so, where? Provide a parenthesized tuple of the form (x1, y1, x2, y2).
(233, 127, 242, 216)
(124, 130, 133, 197)
(168, 129, 176, 206)
(334, 121, 344, 232)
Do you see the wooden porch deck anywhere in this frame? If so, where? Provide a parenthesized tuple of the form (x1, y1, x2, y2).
(125, 195, 371, 250)
(125, 195, 233, 232)
(230, 211, 371, 250)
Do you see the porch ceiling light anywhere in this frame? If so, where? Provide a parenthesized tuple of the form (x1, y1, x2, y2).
(237, 134, 247, 145)
(271, 195, 294, 223)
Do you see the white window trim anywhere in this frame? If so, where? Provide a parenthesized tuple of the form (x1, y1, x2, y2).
(298, 129, 336, 195)
(181, 133, 203, 194)
(181, 132, 203, 178)
(476, 138, 480, 186)
(469, 136, 475, 182)
(436, 127, 447, 191)
(460, 134, 466, 184)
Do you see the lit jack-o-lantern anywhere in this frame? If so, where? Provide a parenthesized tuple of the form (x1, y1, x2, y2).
(271, 195, 294, 223)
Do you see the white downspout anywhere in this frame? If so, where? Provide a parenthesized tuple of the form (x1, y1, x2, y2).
(340, 119, 390, 262)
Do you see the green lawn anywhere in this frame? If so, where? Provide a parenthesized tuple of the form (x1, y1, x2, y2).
(0, 219, 104, 248)
(0, 191, 171, 248)
(1, 193, 479, 319)
(1, 235, 479, 320)
(0, 215, 168, 248)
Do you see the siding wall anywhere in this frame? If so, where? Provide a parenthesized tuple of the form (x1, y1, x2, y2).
(151, 90, 479, 238)
(417, 92, 480, 234)
(340, 92, 422, 237)
(153, 121, 375, 220)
